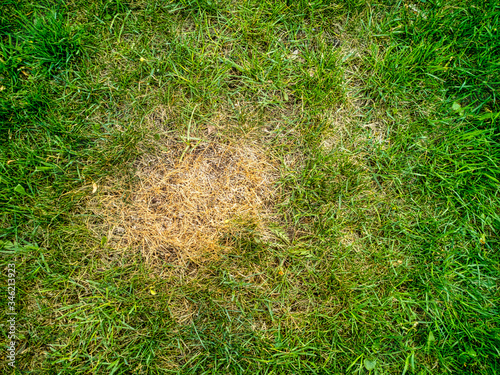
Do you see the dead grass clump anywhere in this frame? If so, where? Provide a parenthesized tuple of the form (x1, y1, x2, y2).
(88, 142, 277, 264)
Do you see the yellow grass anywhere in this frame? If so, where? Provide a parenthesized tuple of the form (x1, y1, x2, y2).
(87, 141, 278, 265)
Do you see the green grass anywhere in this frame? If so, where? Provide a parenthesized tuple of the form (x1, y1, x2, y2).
(1, 0, 499, 373)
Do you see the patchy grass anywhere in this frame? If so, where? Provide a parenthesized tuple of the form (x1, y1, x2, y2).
(1, 0, 499, 374)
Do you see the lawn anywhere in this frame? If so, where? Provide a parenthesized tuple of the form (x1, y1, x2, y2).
(1, 0, 499, 373)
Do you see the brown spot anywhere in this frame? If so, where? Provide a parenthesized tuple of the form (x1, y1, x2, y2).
(87, 142, 278, 266)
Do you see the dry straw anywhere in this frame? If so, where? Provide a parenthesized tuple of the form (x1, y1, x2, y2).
(87, 141, 278, 265)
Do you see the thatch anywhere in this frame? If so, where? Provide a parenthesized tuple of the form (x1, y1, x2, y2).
(87, 142, 278, 265)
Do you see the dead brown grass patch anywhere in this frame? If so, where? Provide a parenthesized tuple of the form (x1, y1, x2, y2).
(87, 141, 278, 265)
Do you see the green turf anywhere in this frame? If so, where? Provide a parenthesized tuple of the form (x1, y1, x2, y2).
(1, 0, 499, 373)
